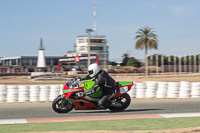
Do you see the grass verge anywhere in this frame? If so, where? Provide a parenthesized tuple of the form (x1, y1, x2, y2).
(0, 117, 200, 133)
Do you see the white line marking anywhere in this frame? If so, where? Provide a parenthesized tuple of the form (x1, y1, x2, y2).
(159, 112, 200, 118)
(0, 119, 27, 124)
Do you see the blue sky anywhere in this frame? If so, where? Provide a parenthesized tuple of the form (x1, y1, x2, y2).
(0, 0, 200, 62)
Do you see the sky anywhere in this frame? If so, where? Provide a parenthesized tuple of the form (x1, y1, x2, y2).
(0, 0, 200, 62)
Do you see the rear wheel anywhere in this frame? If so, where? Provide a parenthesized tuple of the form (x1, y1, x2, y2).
(52, 95, 74, 113)
(109, 93, 131, 112)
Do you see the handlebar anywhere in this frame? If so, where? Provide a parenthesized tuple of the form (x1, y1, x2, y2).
(71, 80, 78, 86)
(67, 78, 80, 88)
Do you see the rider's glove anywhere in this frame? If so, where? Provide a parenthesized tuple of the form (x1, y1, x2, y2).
(76, 77, 82, 81)
(76, 92, 85, 98)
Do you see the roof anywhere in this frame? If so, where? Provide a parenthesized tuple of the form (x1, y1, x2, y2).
(77, 35, 106, 38)
(0, 56, 61, 60)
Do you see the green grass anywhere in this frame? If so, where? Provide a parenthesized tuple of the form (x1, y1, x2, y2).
(0, 117, 200, 133)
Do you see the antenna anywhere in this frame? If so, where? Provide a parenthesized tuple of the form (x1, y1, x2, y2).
(93, 1, 97, 36)
(39, 37, 44, 50)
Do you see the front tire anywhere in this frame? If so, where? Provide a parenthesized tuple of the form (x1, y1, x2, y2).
(109, 93, 131, 112)
(52, 96, 74, 113)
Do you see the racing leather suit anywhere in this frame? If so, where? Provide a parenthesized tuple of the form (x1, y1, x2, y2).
(81, 70, 118, 107)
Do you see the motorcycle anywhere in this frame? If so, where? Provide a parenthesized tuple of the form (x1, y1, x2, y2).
(52, 78, 134, 113)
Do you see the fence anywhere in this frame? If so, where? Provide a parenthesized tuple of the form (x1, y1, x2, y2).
(148, 54, 200, 74)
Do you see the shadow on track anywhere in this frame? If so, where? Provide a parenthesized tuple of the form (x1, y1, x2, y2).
(71, 108, 163, 114)
(124, 109, 163, 112)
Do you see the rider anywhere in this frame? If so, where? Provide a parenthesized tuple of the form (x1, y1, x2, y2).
(76, 63, 118, 108)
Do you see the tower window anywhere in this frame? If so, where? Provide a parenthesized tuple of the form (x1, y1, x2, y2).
(78, 39, 85, 43)
(91, 46, 103, 50)
(80, 46, 85, 51)
(90, 39, 106, 43)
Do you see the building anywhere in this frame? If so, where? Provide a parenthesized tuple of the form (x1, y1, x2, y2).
(0, 56, 59, 73)
(58, 54, 99, 72)
(66, 35, 109, 66)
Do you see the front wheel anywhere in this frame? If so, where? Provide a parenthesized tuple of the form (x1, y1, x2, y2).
(109, 93, 131, 112)
(52, 95, 74, 113)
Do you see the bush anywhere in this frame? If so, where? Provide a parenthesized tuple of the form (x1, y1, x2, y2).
(126, 57, 141, 67)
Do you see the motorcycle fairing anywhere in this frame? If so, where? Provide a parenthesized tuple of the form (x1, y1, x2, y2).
(62, 81, 84, 99)
(62, 81, 97, 110)
(114, 82, 134, 98)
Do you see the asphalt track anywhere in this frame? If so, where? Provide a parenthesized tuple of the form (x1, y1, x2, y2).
(0, 99, 200, 120)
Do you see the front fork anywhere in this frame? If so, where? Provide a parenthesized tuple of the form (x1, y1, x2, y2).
(59, 94, 69, 107)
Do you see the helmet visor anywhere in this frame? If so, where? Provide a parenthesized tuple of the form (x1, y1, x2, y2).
(88, 70, 93, 75)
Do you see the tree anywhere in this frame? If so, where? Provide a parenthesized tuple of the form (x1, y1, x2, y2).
(126, 57, 141, 67)
(109, 61, 117, 66)
(121, 53, 129, 66)
(135, 26, 158, 76)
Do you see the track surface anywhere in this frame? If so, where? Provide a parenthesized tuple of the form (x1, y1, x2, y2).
(0, 99, 200, 119)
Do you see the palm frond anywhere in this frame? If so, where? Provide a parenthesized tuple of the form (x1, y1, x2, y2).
(135, 35, 143, 39)
(135, 39, 144, 50)
(136, 30, 143, 35)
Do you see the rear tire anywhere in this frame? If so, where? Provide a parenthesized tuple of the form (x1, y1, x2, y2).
(109, 93, 131, 112)
(52, 95, 74, 113)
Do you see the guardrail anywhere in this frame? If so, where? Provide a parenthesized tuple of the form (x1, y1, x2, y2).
(0, 81, 200, 103)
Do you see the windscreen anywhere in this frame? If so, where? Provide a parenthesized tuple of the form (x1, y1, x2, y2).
(67, 79, 75, 88)
(67, 78, 79, 88)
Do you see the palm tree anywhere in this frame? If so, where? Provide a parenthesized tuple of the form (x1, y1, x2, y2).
(135, 26, 158, 76)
